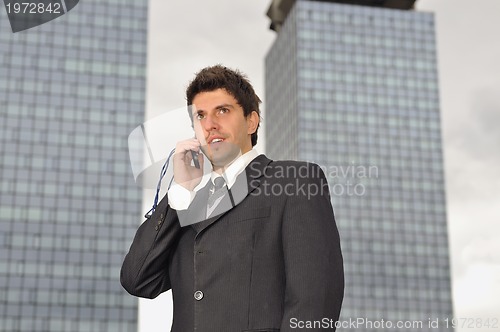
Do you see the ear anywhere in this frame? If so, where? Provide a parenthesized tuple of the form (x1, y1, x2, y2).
(246, 111, 260, 135)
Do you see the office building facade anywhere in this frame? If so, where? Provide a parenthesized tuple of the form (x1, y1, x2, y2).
(0, 1, 146, 331)
(265, 0, 453, 330)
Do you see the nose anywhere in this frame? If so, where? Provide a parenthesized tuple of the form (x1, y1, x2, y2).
(203, 113, 219, 132)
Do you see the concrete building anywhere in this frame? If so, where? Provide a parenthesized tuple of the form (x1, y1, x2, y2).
(265, 0, 454, 330)
(0, 1, 146, 331)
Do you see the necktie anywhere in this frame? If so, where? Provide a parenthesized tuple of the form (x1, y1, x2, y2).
(207, 177, 226, 211)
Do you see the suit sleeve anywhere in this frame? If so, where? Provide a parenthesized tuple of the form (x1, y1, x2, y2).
(280, 163, 344, 331)
(120, 194, 182, 299)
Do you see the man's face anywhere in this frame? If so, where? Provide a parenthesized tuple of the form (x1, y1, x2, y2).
(192, 88, 258, 170)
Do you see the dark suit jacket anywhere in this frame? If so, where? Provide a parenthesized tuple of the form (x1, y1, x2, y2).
(121, 154, 344, 332)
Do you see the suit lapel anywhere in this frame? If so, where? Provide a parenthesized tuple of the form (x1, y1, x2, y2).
(184, 182, 210, 231)
(246, 154, 272, 195)
(191, 154, 272, 235)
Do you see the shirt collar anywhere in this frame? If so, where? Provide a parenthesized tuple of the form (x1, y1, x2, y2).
(210, 149, 259, 189)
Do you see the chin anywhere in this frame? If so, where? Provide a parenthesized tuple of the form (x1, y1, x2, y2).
(207, 144, 241, 168)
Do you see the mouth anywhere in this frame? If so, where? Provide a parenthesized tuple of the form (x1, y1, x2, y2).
(208, 136, 225, 144)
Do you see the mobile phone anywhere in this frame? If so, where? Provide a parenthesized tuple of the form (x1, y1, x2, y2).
(191, 150, 200, 169)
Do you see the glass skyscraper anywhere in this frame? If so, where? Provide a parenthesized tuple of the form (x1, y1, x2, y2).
(0, 1, 146, 331)
(265, 0, 453, 330)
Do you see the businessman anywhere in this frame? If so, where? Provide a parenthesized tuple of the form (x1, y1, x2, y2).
(121, 65, 344, 331)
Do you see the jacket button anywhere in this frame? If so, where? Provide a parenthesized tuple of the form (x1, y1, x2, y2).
(194, 290, 204, 301)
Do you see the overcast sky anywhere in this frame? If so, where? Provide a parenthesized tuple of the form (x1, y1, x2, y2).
(140, 1, 500, 331)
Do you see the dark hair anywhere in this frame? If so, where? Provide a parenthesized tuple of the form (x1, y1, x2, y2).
(186, 65, 261, 146)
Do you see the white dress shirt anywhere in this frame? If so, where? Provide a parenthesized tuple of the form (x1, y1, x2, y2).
(168, 149, 259, 210)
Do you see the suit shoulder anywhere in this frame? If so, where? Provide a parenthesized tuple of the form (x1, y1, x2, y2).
(269, 159, 324, 172)
(266, 159, 326, 181)
(270, 159, 318, 167)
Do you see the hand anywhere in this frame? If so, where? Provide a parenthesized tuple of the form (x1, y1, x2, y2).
(173, 138, 204, 191)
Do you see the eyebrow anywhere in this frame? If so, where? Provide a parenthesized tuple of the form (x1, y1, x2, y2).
(193, 103, 235, 115)
(215, 103, 234, 110)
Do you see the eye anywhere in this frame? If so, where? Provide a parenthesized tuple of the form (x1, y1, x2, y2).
(195, 112, 205, 120)
(218, 107, 229, 115)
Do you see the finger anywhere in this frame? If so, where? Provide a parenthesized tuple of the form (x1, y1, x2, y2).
(182, 149, 196, 166)
(175, 139, 201, 154)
